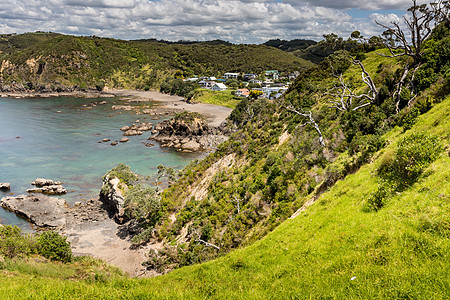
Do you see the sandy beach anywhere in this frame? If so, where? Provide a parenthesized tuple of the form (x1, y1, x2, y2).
(109, 90, 233, 127)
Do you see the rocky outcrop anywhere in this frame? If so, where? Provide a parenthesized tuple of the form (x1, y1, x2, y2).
(0, 194, 66, 227)
(99, 175, 128, 223)
(121, 122, 153, 136)
(27, 178, 67, 195)
(0, 183, 10, 191)
(150, 113, 228, 152)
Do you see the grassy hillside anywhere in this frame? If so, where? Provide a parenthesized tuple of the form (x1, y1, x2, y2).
(0, 94, 448, 299)
(0, 33, 313, 91)
(191, 89, 240, 109)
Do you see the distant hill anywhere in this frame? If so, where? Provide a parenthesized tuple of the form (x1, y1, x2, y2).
(0, 33, 315, 92)
(263, 38, 317, 52)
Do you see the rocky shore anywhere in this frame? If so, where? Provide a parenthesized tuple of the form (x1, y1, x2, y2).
(149, 113, 228, 152)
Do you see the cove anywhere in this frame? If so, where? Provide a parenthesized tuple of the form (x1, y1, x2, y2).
(0, 96, 202, 229)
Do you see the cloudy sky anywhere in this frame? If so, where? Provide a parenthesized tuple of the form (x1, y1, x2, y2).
(0, 0, 428, 43)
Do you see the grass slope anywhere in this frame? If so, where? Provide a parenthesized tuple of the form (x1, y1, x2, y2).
(191, 88, 241, 109)
(1, 95, 448, 299)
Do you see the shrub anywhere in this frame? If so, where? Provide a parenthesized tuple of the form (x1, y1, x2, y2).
(125, 184, 161, 226)
(36, 230, 72, 263)
(103, 163, 139, 186)
(364, 180, 396, 212)
(392, 132, 442, 186)
(0, 225, 37, 258)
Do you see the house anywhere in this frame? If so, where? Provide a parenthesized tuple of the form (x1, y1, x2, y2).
(235, 88, 250, 97)
(289, 71, 300, 81)
(243, 74, 257, 81)
(265, 70, 279, 80)
(211, 83, 228, 91)
(249, 79, 262, 85)
(224, 72, 240, 79)
(263, 87, 288, 99)
(199, 80, 216, 88)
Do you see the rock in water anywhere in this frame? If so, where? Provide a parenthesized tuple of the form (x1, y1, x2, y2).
(0, 183, 10, 191)
(0, 194, 66, 227)
(31, 178, 55, 187)
(27, 185, 68, 195)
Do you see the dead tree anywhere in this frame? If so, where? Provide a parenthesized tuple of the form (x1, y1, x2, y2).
(191, 228, 220, 250)
(375, 0, 442, 112)
(326, 59, 378, 112)
(282, 100, 325, 147)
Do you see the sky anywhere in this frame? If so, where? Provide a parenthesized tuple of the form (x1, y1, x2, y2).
(0, 0, 430, 44)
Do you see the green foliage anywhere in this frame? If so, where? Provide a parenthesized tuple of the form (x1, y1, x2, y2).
(192, 89, 240, 109)
(103, 163, 139, 186)
(36, 231, 72, 263)
(391, 132, 442, 185)
(0, 226, 36, 258)
(124, 184, 161, 226)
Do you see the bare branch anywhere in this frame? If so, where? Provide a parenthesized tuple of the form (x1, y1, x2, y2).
(282, 100, 325, 147)
(191, 228, 220, 250)
(325, 59, 378, 113)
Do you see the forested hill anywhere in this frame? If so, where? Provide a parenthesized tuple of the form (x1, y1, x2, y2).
(0, 32, 314, 92)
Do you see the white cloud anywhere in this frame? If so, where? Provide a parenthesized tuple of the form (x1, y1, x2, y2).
(0, 0, 417, 43)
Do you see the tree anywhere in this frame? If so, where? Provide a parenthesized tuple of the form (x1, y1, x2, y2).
(279, 98, 325, 147)
(375, 0, 445, 112)
(326, 59, 378, 112)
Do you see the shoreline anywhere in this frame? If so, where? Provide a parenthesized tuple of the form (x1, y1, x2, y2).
(0, 89, 233, 277)
(0, 89, 233, 127)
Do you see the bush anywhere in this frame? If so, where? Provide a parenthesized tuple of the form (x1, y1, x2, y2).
(392, 132, 442, 186)
(36, 231, 72, 263)
(125, 184, 161, 226)
(103, 163, 139, 186)
(0, 225, 36, 258)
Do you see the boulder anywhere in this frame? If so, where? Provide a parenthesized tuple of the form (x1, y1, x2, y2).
(31, 178, 55, 187)
(27, 184, 67, 195)
(120, 126, 130, 131)
(0, 194, 66, 227)
(0, 183, 10, 191)
(182, 140, 202, 152)
(99, 176, 127, 223)
(102, 138, 110, 142)
(120, 137, 130, 143)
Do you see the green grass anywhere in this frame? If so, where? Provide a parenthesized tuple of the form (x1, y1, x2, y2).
(192, 88, 241, 109)
(1, 96, 448, 299)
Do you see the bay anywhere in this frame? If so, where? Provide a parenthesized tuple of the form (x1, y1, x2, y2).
(0, 96, 202, 229)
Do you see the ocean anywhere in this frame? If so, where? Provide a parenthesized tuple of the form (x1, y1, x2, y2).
(0, 96, 201, 229)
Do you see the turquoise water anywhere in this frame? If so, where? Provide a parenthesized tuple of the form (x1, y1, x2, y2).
(0, 96, 202, 229)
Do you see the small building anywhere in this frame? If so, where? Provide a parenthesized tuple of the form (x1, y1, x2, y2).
(199, 80, 216, 88)
(265, 70, 279, 80)
(249, 79, 262, 85)
(235, 88, 250, 97)
(243, 74, 258, 81)
(289, 71, 300, 81)
(211, 83, 228, 91)
(224, 72, 240, 79)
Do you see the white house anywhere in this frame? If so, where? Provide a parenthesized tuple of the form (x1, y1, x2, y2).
(224, 73, 240, 79)
(211, 83, 228, 91)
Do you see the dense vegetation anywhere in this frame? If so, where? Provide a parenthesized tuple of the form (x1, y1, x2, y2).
(101, 13, 448, 272)
(0, 33, 313, 91)
(0, 81, 448, 300)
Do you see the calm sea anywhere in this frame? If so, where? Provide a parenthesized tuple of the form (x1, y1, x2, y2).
(0, 96, 201, 229)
